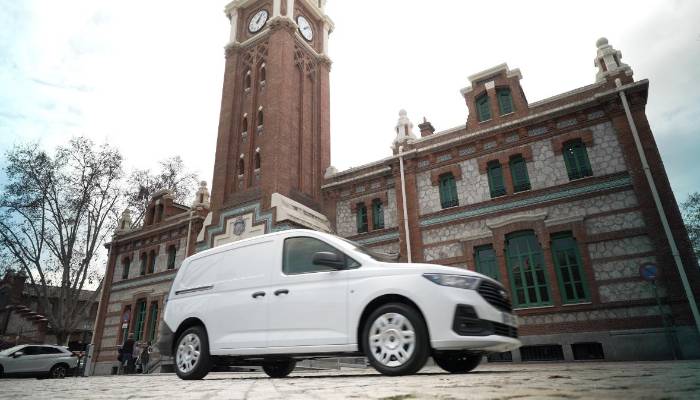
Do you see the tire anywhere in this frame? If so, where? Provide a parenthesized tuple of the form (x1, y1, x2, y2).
(362, 303, 429, 376)
(262, 359, 296, 378)
(50, 364, 68, 379)
(174, 325, 212, 380)
(433, 351, 482, 374)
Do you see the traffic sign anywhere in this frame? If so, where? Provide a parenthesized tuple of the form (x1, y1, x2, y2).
(639, 263, 659, 281)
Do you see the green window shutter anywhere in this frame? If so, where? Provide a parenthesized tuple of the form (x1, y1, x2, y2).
(372, 199, 384, 230)
(147, 303, 159, 342)
(439, 173, 459, 208)
(563, 140, 593, 180)
(475, 245, 499, 281)
(551, 233, 589, 304)
(356, 203, 368, 233)
(497, 88, 514, 115)
(134, 300, 147, 341)
(505, 231, 551, 308)
(487, 161, 506, 198)
(476, 94, 491, 122)
(509, 155, 531, 192)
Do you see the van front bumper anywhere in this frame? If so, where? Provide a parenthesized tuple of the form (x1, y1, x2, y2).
(156, 321, 175, 357)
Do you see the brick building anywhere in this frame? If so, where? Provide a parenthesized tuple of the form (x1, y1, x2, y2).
(90, 186, 210, 375)
(90, 0, 700, 373)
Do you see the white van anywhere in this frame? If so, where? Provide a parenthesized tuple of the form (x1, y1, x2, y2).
(157, 230, 520, 379)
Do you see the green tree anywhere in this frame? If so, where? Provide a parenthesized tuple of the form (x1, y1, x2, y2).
(682, 192, 700, 260)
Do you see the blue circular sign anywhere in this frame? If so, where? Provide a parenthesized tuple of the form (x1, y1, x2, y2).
(639, 263, 658, 281)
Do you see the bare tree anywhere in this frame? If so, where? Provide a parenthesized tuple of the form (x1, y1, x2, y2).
(125, 156, 199, 226)
(682, 192, 700, 260)
(0, 137, 123, 344)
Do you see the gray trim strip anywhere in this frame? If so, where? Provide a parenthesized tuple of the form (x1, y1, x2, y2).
(175, 285, 214, 296)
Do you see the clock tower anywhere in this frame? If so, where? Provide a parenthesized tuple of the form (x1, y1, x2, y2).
(198, 0, 334, 250)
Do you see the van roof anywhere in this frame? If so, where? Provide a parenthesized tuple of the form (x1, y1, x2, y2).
(189, 229, 330, 261)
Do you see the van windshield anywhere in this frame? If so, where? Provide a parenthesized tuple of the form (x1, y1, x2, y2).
(339, 238, 400, 263)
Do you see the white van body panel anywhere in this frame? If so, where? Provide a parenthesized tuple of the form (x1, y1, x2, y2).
(163, 229, 520, 359)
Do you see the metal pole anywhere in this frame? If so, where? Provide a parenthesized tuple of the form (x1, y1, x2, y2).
(616, 78, 700, 338)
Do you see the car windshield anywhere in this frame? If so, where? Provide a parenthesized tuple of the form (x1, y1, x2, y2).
(0, 345, 24, 356)
(339, 238, 400, 263)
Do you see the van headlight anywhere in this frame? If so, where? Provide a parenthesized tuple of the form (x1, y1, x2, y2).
(423, 273, 481, 290)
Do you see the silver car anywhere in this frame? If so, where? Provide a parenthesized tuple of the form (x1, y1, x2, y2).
(0, 344, 78, 379)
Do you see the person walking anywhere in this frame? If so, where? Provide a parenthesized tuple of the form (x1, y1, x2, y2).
(122, 334, 136, 374)
(140, 341, 152, 374)
(132, 341, 142, 373)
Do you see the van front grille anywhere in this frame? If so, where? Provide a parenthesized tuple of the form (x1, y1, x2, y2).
(477, 280, 512, 312)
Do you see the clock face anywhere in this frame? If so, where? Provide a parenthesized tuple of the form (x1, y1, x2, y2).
(297, 16, 313, 41)
(248, 10, 269, 33)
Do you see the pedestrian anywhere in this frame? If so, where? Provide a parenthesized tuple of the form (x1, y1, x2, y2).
(140, 341, 152, 374)
(122, 333, 136, 374)
(132, 341, 142, 373)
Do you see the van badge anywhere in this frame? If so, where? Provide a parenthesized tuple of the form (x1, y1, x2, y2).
(233, 217, 246, 236)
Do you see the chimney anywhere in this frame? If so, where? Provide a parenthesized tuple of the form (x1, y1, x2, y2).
(418, 117, 435, 137)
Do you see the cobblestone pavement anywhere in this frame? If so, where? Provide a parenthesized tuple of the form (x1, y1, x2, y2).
(1, 361, 699, 400)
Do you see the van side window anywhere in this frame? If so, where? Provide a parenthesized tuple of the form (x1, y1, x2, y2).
(283, 237, 357, 274)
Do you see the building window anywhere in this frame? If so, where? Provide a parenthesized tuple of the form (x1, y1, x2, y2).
(156, 204, 164, 223)
(497, 88, 514, 115)
(506, 231, 551, 308)
(551, 232, 589, 303)
(476, 93, 491, 122)
(119, 306, 131, 344)
(242, 115, 248, 135)
(487, 161, 506, 198)
(244, 70, 251, 90)
(133, 299, 147, 341)
(372, 199, 384, 230)
(438, 173, 459, 208)
(254, 151, 261, 170)
(167, 246, 176, 270)
(147, 302, 159, 343)
(238, 156, 245, 176)
(148, 250, 156, 274)
(474, 245, 499, 281)
(257, 109, 264, 127)
(356, 202, 368, 233)
(121, 258, 131, 280)
(562, 139, 593, 180)
(139, 253, 147, 276)
(259, 63, 266, 83)
(509, 155, 531, 192)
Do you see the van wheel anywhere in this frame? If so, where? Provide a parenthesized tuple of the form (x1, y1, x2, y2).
(175, 325, 212, 380)
(433, 351, 481, 373)
(262, 359, 296, 378)
(362, 303, 429, 376)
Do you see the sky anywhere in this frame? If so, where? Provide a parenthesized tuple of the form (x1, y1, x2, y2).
(0, 0, 699, 203)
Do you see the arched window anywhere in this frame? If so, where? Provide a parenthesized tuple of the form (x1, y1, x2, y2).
(551, 232, 589, 304)
(497, 88, 514, 115)
(257, 108, 264, 127)
(254, 151, 261, 170)
(259, 63, 266, 83)
(506, 231, 551, 307)
(244, 70, 252, 90)
(121, 258, 131, 280)
(167, 246, 177, 270)
(242, 114, 248, 135)
(476, 93, 491, 122)
(238, 155, 245, 176)
(146, 206, 155, 226)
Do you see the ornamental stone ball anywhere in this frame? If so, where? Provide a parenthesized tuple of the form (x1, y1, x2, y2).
(596, 37, 609, 48)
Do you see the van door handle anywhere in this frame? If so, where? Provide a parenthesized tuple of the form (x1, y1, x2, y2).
(274, 289, 289, 296)
(252, 291, 266, 299)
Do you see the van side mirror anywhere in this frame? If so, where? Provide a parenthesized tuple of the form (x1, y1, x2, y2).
(312, 251, 346, 269)
(13, 351, 24, 358)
